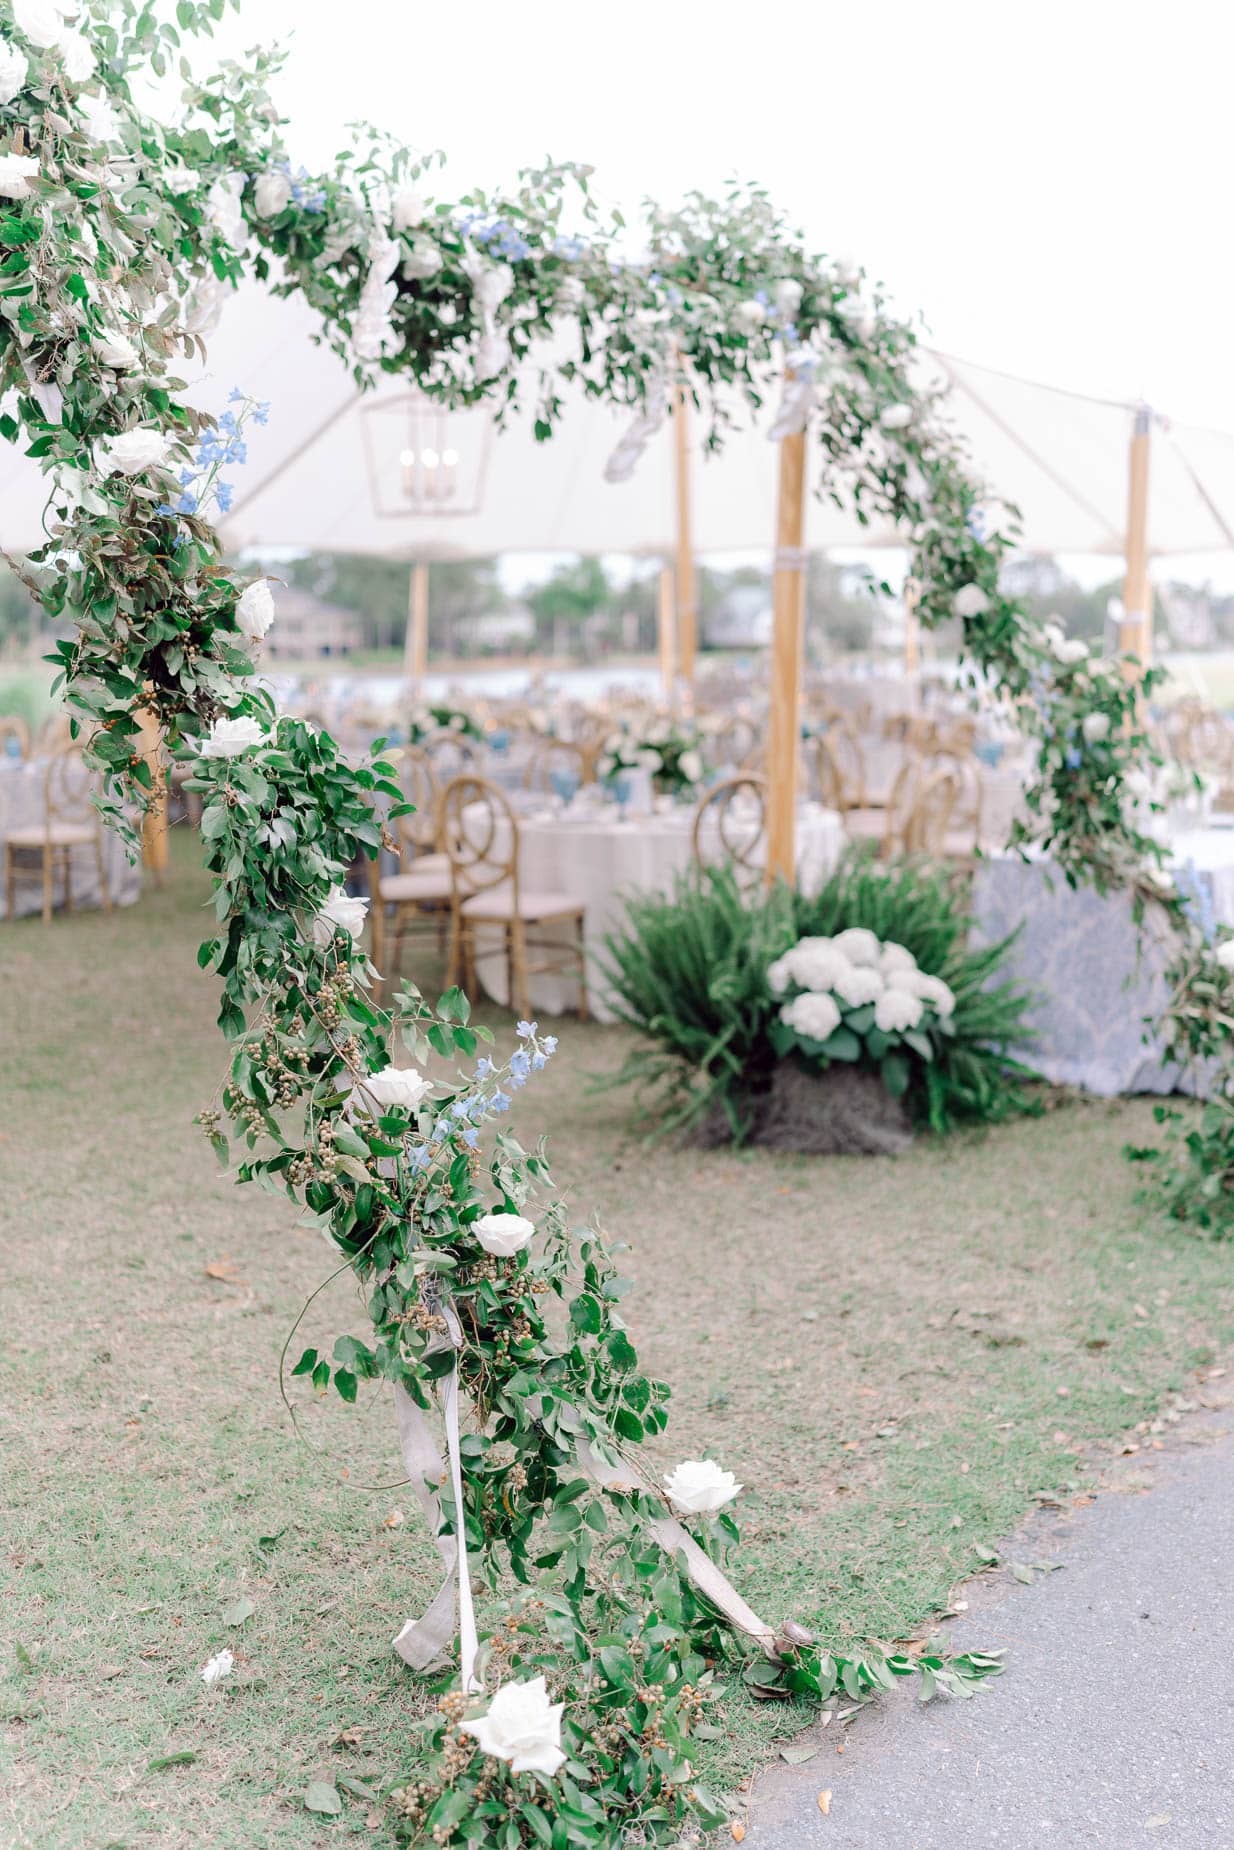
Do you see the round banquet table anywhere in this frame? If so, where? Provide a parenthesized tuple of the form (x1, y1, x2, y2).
(472, 799, 845, 1022)
(970, 825, 1234, 1097)
(0, 756, 141, 921)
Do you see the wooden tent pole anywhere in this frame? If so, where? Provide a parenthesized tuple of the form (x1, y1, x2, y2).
(672, 366, 698, 684)
(404, 560, 429, 682)
(765, 396, 808, 886)
(1121, 404, 1152, 679)
(903, 574, 921, 686)
(138, 709, 168, 878)
(657, 565, 676, 701)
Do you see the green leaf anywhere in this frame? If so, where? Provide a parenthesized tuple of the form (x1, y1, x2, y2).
(303, 1780, 342, 1816)
(333, 1368, 357, 1403)
(147, 1750, 197, 1773)
(291, 1347, 318, 1377)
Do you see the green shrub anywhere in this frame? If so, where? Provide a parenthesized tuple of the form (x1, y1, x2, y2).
(601, 849, 1037, 1144)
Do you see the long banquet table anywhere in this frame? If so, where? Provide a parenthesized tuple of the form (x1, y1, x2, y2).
(971, 826, 1234, 1096)
(472, 800, 846, 1022)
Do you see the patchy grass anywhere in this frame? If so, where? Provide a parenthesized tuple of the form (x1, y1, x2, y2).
(2, 834, 1233, 1847)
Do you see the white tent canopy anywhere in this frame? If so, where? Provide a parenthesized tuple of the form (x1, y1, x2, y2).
(4, 281, 1234, 562)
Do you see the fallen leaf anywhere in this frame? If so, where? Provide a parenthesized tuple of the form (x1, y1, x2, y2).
(304, 1781, 342, 1817)
(730, 1823, 746, 1842)
(1010, 1562, 1036, 1585)
(779, 1745, 817, 1765)
(222, 1596, 255, 1627)
(146, 1750, 196, 1773)
(1145, 1815, 1171, 1829)
(205, 1259, 244, 1283)
(338, 1774, 379, 1801)
(817, 1790, 833, 1814)
(381, 1510, 405, 1530)
(98, 1664, 124, 1681)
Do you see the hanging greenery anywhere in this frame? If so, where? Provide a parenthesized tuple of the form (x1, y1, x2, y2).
(0, 0, 1230, 1837)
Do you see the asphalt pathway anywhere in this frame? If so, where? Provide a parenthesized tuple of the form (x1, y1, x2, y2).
(748, 1410, 1234, 1849)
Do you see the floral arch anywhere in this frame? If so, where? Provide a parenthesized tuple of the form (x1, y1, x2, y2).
(1, 0, 1228, 1838)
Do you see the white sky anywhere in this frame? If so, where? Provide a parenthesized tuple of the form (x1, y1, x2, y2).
(201, 0, 1234, 588)
(207, 0, 1234, 426)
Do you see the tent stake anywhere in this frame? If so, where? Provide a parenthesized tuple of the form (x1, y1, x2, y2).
(765, 396, 807, 886)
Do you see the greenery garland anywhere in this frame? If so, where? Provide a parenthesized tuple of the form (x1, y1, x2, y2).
(0, 0, 1229, 1833)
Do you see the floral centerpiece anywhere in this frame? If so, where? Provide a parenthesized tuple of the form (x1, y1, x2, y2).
(769, 928, 956, 1101)
(409, 702, 485, 745)
(597, 717, 706, 797)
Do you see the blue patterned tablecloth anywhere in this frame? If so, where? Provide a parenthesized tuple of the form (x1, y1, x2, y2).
(970, 830, 1234, 1097)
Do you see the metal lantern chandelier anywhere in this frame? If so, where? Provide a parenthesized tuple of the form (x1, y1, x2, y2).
(359, 389, 494, 522)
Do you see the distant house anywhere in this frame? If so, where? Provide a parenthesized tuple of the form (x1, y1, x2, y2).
(263, 587, 365, 660)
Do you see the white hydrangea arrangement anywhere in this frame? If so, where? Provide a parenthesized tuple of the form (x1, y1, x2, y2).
(597, 716, 707, 796)
(768, 927, 957, 1098)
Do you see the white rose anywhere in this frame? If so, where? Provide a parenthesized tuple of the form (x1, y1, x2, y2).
(11, 0, 66, 50)
(253, 169, 291, 218)
(1215, 940, 1234, 974)
(471, 1211, 535, 1258)
(313, 885, 369, 944)
(363, 1064, 434, 1113)
(879, 403, 913, 430)
(462, 1676, 565, 1778)
(879, 941, 917, 975)
(1054, 636, 1089, 665)
(392, 184, 427, 231)
(77, 91, 121, 142)
(235, 580, 275, 641)
(206, 172, 246, 248)
(734, 299, 766, 331)
(55, 24, 93, 81)
(102, 428, 171, 476)
(1082, 712, 1111, 744)
(874, 988, 924, 1033)
(200, 714, 266, 759)
(95, 326, 139, 369)
(780, 990, 842, 1042)
(679, 749, 703, 783)
(0, 151, 39, 199)
(200, 1648, 233, 1688)
(832, 962, 884, 1008)
(0, 41, 30, 105)
(774, 278, 803, 316)
(954, 584, 990, 619)
(831, 927, 882, 968)
(664, 1458, 741, 1515)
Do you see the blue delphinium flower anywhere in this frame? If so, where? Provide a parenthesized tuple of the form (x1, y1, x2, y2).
(490, 1091, 511, 1114)
(516, 1020, 537, 1039)
(474, 1057, 495, 1080)
(215, 481, 234, 514)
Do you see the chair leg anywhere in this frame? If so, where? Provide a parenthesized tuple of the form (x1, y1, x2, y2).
(4, 845, 12, 921)
(42, 846, 52, 924)
(446, 903, 462, 991)
(575, 918, 588, 1021)
(63, 848, 73, 914)
(510, 917, 530, 1021)
(95, 835, 111, 913)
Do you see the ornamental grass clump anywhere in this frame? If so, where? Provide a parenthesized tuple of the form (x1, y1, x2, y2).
(602, 852, 1036, 1144)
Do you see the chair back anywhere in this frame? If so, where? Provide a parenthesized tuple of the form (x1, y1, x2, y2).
(813, 721, 865, 812)
(0, 713, 31, 760)
(422, 730, 476, 779)
(902, 765, 959, 855)
(928, 749, 983, 847)
(691, 774, 768, 888)
(710, 714, 761, 769)
(397, 746, 443, 853)
(44, 748, 98, 829)
(440, 776, 519, 907)
(522, 738, 591, 801)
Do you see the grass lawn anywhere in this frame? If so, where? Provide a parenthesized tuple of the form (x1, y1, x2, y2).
(3, 834, 1233, 1848)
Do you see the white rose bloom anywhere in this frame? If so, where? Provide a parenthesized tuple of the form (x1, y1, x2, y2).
(201, 715, 266, 759)
(77, 91, 121, 143)
(679, 749, 703, 783)
(879, 941, 917, 975)
(55, 25, 93, 81)
(200, 1648, 234, 1688)
(664, 1458, 741, 1515)
(253, 169, 291, 217)
(1215, 940, 1234, 973)
(874, 988, 924, 1033)
(832, 962, 885, 1008)
(313, 885, 369, 944)
(879, 403, 913, 430)
(392, 184, 427, 231)
(102, 428, 171, 476)
(462, 1675, 566, 1778)
(0, 151, 39, 199)
(0, 41, 30, 105)
(774, 278, 803, 316)
(471, 1211, 536, 1258)
(11, 0, 65, 50)
(1082, 711, 1111, 744)
(206, 172, 246, 248)
(1055, 637, 1088, 665)
(831, 927, 882, 968)
(363, 1064, 434, 1112)
(780, 990, 842, 1042)
(235, 580, 275, 641)
(954, 584, 990, 619)
(734, 299, 766, 331)
(95, 327, 139, 369)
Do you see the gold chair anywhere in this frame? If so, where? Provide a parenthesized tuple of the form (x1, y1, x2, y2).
(691, 774, 768, 890)
(5, 748, 111, 924)
(441, 775, 587, 1020)
(521, 738, 592, 799)
(367, 749, 452, 994)
(929, 750, 984, 868)
(889, 761, 960, 857)
(0, 714, 31, 761)
(812, 720, 866, 814)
